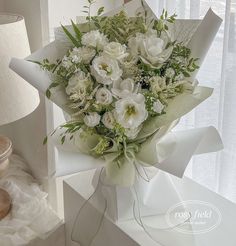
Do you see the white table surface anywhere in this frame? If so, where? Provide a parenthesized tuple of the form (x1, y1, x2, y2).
(64, 169, 236, 246)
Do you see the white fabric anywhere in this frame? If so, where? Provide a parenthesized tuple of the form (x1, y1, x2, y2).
(0, 155, 62, 246)
(155, 0, 236, 203)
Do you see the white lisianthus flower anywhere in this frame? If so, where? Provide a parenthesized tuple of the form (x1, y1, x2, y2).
(103, 42, 128, 60)
(128, 31, 173, 66)
(96, 87, 113, 105)
(125, 126, 142, 140)
(112, 78, 137, 98)
(91, 56, 122, 85)
(102, 111, 115, 129)
(84, 112, 101, 127)
(77, 46, 96, 64)
(115, 93, 148, 129)
(153, 100, 164, 114)
(149, 76, 166, 93)
(66, 70, 92, 100)
(82, 30, 108, 50)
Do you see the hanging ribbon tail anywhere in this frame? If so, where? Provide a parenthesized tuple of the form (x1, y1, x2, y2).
(71, 168, 107, 246)
(137, 126, 223, 178)
(132, 185, 197, 246)
(130, 170, 197, 246)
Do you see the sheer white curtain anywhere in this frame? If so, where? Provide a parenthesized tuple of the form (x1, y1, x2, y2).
(155, 0, 236, 202)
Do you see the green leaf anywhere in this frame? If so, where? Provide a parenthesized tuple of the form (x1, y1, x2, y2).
(46, 89, 51, 99)
(61, 24, 80, 47)
(28, 60, 42, 66)
(43, 136, 48, 145)
(71, 20, 82, 44)
(97, 7, 104, 16)
(49, 82, 59, 89)
(61, 136, 66, 144)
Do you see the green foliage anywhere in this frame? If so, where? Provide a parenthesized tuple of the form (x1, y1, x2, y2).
(92, 137, 110, 155)
(162, 44, 199, 80)
(144, 92, 163, 117)
(29, 58, 61, 72)
(61, 24, 81, 47)
(46, 89, 51, 99)
(43, 136, 48, 145)
(71, 20, 82, 45)
(91, 11, 146, 44)
(153, 10, 177, 34)
(97, 6, 104, 16)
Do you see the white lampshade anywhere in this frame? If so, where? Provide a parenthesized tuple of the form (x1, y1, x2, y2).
(0, 13, 39, 126)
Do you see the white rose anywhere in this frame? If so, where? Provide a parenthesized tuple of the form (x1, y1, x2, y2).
(77, 46, 96, 64)
(82, 30, 108, 50)
(153, 100, 164, 114)
(103, 42, 128, 60)
(91, 56, 122, 85)
(115, 93, 148, 129)
(66, 70, 92, 100)
(102, 112, 115, 129)
(84, 112, 101, 127)
(128, 31, 173, 66)
(149, 76, 166, 93)
(124, 126, 142, 140)
(96, 87, 113, 105)
(112, 78, 136, 98)
(128, 33, 145, 57)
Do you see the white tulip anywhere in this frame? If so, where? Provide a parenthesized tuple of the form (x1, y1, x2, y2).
(115, 93, 148, 129)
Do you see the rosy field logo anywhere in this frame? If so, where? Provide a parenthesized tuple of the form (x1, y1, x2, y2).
(166, 200, 222, 235)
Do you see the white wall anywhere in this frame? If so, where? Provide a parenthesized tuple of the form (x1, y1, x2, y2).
(0, 0, 5, 10)
(3, 0, 49, 52)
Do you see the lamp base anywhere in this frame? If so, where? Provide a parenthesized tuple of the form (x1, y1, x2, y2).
(0, 188, 11, 219)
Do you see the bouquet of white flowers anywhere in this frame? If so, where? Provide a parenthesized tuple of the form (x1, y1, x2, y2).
(11, 1, 222, 186)
(10, 1, 224, 245)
